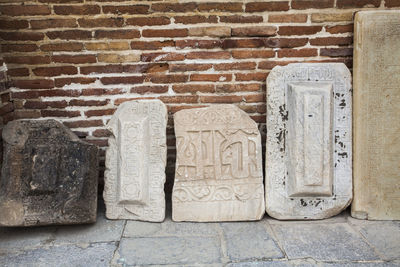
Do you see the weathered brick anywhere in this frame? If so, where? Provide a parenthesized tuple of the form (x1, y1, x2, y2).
(232, 50, 275, 59)
(0, 32, 44, 41)
(258, 60, 295, 70)
(147, 74, 188, 84)
(151, 2, 196, 12)
(40, 42, 83, 51)
(33, 66, 78, 77)
(85, 108, 115, 117)
(131, 41, 174, 50)
(94, 30, 140, 39)
(80, 65, 122, 75)
(12, 89, 80, 99)
(141, 52, 184, 62)
(219, 15, 263, 23)
(186, 51, 231, 59)
(268, 14, 307, 22)
(385, 0, 400, 7)
(7, 68, 29, 77)
(245, 2, 289, 12)
(130, 85, 168, 94)
(52, 55, 97, 64)
(42, 110, 80, 117)
(311, 12, 353, 22)
(174, 15, 217, 24)
(2, 44, 38, 52)
(13, 79, 55, 89)
(292, 0, 334, 9)
(278, 48, 318, 57)
(78, 18, 124, 28)
(235, 72, 268, 81)
(175, 39, 221, 49)
(98, 53, 140, 63)
(325, 24, 353, 34)
(63, 120, 103, 128)
(199, 95, 242, 103)
(173, 84, 215, 94)
(278, 26, 322, 35)
(169, 63, 212, 72)
(69, 99, 109, 106)
(24, 100, 68, 109)
(92, 129, 111, 137)
(54, 5, 100, 15)
(46, 30, 92, 40)
(310, 36, 353, 46)
(0, 5, 51, 16)
(159, 95, 198, 104)
(336, 0, 380, 8)
(85, 42, 129, 51)
(0, 102, 14, 116)
(0, 19, 29, 29)
(189, 26, 231, 37)
(190, 74, 232, 82)
(100, 76, 144, 85)
(126, 17, 170, 26)
(320, 48, 353, 57)
(143, 29, 188, 38)
(82, 88, 123, 96)
(265, 38, 309, 48)
(102, 5, 149, 14)
(14, 110, 41, 119)
(232, 26, 277, 37)
(114, 97, 155, 105)
(85, 139, 108, 147)
(214, 62, 256, 70)
(55, 77, 97, 87)
(222, 39, 266, 49)
(197, 2, 243, 12)
(216, 83, 261, 93)
(31, 19, 77, 29)
(4, 56, 50, 65)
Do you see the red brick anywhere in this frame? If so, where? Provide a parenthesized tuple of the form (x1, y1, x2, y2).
(245, 2, 289, 12)
(13, 79, 55, 89)
(55, 77, 97, 87)
(0, 32, 44, 41)
(190, 74, 232, 82)
(80, 65, 123, 75)
(81, 88, 123, 96)
(268, 14, 308, 23)
(159, 95, 198, 104)
(103, 5, 149, 14)
(100, 76, 144, 85)
(278, 26, 322, 35)
(232, 26, 277, 37)
(40, 42, 83, 51)
(186, 51, 231, 59)
(292, 0, 334, 9)
(70, 99, 109, 106)
(114, 97, 156, 105)
(325, 24, 353, 34)
(147, 74, 188, 84)
(219, 15, 263, 23)
(42, 110, 80, 117)
(130, 85, 168, 94)
(258, 60, 296, 70)
(173, 84, 215, 94)
(142, 29, 188, 38)
(78, 18, 124, 28)
(14, 110, 41, 119)
(151, 2, 196, 12)
(4, 56, 50, 65)
(0, 103, 14, 116)
(278, 48, 318, 57)
(64, 120, 103, 128)
(174, 15, 217, 24)
(131, 40, 174, 50)
(199, 95, 243, 103)
(0, 20, 29, 29)
(0, 5, 51, 16)
(320, 48, 353, 57)
(31, 19, 77, 29)
(85, 108, 116, 117)
(141, 53, 185, 62)
(232, 50, 275, 59)
(95, 30, 140, 39)
(2, 44, 38, 52)
(92, 129, 111, 137)
(310, 37, 353, 46)
(46, 30, 92, 40)
(175, 40, 221, 49)
(52, 55, 97, 64)
(266, 38, 308, 48)
(24, 100, 68, 109)
(197, 3, 243, 12)
(54, 5, 100, 15)
(12, 89, 80, 99)
(33, 66, 78, 77)
(216, 83, 261, 93)
(385, 0, 400, 7)
(169, 64, 212, 72)
(126, 17, 170, 26)
(85, 139, 108, 147)
(222, 39, 266, 49)
(214, 62, 256, 70)
(250, 115, 266, 123)
(7, 68, 29, 77)
(39, 0, 84, 3)
(336, 0, 380, 8)
(235, 72, 268, 81)
(244, 93, 265, 103)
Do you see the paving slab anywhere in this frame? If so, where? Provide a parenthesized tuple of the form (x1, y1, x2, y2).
(0, 242, 117, 267)
(113, 236, 221, 266)
(324, 262, 399, 267)
(226, 259, 317, 267)
(271, 223, 380, 261)
(220, 221, 284, 261)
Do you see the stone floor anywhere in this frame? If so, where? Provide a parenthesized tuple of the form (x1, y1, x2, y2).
(0, 201, 399, 267)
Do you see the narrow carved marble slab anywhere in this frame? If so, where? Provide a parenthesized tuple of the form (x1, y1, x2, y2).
(352, 11, 400, 220)
(0, 119, 98, 227)
(104, 100, 167, 222)
(172, 104, 265, 222)
(266, 63, 352, 220)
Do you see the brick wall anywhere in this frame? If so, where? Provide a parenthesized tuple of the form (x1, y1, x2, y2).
(1, 0, 399, 192)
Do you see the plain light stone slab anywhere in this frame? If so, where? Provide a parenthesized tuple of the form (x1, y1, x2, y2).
(104, 100, 167, 222)
(114, 236, 221, 265)
(172, 104, 265, 222)
(0, 119, 98, 227)
(0, 243, 116, 267)
(352, 10, 400, 220)
(272, 223, 380, 261)
(220, 222, 283, 261)
(266, 63, 352, 220)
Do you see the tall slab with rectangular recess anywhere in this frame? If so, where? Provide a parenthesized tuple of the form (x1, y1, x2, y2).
(266, 63, 352, 220)
(352, 11, 400, 220)
(104, 100, 167, 222)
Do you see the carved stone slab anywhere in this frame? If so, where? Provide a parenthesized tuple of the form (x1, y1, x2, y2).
(104, 100, 167, 222)
(266, 63, 352, 220)
(0, 119, 98, 227)
(172, 104, 265, 222)
(352, 11, 400, 220)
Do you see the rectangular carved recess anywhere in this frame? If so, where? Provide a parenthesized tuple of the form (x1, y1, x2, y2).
(287, 82, 333, 197)
(117, 117, 149, 205)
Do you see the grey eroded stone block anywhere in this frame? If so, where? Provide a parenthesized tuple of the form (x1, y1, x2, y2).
(114, 236, 221, 265)
(0, 119, 98, 227)
(172, 104, 265, 222)
(221, 221, 283, 261)
(272, 223, 380, 261)
(266, 63, 352, 220)
(104, 100, 167, 222)
(0, 242, 116, 267)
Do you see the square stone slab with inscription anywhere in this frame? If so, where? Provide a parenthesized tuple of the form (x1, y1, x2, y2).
(0, 119, 98, 227)
(265, 63, 352, 220)
(104, 100, 167, 222)
(172, 104, 265, 222)
(352, 10, 400, 220)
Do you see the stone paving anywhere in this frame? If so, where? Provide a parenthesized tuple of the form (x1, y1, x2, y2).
(0, 200, 399, 267)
